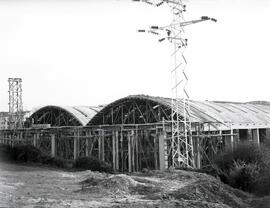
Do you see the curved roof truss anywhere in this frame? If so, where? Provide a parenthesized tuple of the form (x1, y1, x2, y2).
(88, 95, 270, 129)
(30, 105, 101, 127)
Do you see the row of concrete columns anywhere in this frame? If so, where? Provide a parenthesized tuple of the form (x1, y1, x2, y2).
(1, 127, 268, 171)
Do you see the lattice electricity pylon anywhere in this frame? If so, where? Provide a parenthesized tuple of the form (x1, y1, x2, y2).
(133, 0, 216, 168)
(8, 78, 23, 129)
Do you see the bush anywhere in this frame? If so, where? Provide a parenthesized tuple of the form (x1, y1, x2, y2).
(74, 156, 113, 173)
(0, 144, 72, 169)
(11, 144, 43, 162)
(214, 143, 267, 171)
(209, 142, 270, 195)
(0, 144, 14, 161)
(227, 161, 260, 192)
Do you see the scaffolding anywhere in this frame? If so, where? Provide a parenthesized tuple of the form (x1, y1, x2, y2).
(8, 78, 23, 129)
(134, 0, 216, 168)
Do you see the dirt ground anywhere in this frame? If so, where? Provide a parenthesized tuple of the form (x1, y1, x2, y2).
(0, 161, 267, 208)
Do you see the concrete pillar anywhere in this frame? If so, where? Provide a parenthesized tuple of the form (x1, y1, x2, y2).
(252, 129, 260, 147)
(85, 136, 89, 157)
(247, 129, 253, 141)
(195, 136, 201, 169)
(115, 131, 119, 170)
(73, 133, 78, 160)
(266, 129, 270, 141)
(154, 133, 158, 170)
(112, 131, 116, 171)
(51, 134, 56, 157)
(98, 130, 105, 161)
(33, 133, 39, 147)
(230, 129, 234, 149)
(128, 133, 132, 172)
(159, 132, 166, 171)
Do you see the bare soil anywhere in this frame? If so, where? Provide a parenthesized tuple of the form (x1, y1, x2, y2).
(0, 161, 262, 208)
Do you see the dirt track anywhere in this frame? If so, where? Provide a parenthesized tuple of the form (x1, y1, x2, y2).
(0, 161, 261, 208)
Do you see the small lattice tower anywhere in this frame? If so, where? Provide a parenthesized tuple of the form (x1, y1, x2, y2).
(8, 78, 23, 129)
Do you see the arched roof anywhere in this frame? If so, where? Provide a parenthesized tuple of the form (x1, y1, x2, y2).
(30, 105, 102, 127)
(88, 95, 270, 129)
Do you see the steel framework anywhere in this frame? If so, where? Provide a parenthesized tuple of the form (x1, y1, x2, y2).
(30, 107, 82, 127)
(8, 78, 23, 129)
(133, 0, 216, 168)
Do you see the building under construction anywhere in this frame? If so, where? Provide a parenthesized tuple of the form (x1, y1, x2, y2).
(1, 94, 270, 172)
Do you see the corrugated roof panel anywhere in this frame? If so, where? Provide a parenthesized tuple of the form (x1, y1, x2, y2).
(30, 105, 102, 126)
(89, 95, 270, 128)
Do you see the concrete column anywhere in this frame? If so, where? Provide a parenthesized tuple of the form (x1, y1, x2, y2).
(247, 129, 253, 141)
(73, 133, 78, 160)
(128, 133, 132, 172)
(98, 130, 105, 161)
(115, 131, 119, 170)
(195, 136, 201, 169)
(85, 131, 90, 157)
(33, 133, 39, 147)
(230, 129, 234, 149)
(266, 129, 270, 141)
(252, 129, 260, 147)
(112, 131, 116, 171)
(51, 134, 56, 157)
(159, 132, 166, 171)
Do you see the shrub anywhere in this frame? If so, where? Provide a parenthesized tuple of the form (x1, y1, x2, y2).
(74, 156, 113, 173)
(11, 144, 43, 162)
(0, 144, 13, 161)
(0, 144, 72, 169)
(214, 143, 267, 171)
(210, 142, 270, 195)
(227, 161, 260, 192)
(254, 168, 270, 196)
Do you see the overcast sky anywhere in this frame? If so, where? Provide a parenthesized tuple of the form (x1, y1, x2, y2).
(0, 0, 270, 111)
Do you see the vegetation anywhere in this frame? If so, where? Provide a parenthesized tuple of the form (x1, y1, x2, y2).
(74, 156, 113, 173)
(207, 142, 270, 196)
(0, 144, 72, 169)
(0, 144, 113, 173)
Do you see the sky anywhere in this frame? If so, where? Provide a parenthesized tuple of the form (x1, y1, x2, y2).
(0, 0, 270, 111)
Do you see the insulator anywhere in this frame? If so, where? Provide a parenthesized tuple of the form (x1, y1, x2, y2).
(183, 5, 186, 12)
(150, 31, 159, 35)
(211, 18, 217, 22)
(201, 16, 210, 20)
(138, 29, 146, 32)
(156, 1, 164, 7)
(151, 26, 159, 29)
(159, 38, 165, 42)
(145, 0, 153, 5)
